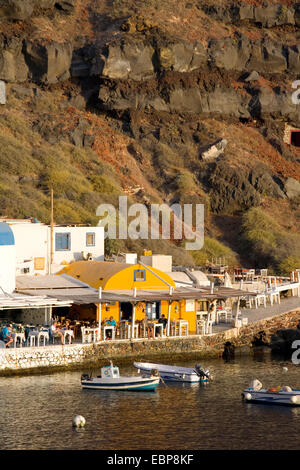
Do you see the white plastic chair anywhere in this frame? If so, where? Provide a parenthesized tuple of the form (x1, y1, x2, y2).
(196, 320, 206, 335)
(29, 335, 36, 347)
(81, 327, 92, 344)
(205, 314, 213, 334)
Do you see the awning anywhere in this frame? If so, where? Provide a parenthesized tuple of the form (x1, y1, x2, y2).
(17, 285, 256, 305)
(0, 293, 72, 310)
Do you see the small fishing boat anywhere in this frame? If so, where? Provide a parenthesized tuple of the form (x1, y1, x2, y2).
(133, 361, 211, 383)
(242, 379, 300, 407)
(81, 362, 160, 391)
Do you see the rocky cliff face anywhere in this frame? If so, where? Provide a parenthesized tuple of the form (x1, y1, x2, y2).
(0, 0, 76, 20)
(1, 0, 300, 267)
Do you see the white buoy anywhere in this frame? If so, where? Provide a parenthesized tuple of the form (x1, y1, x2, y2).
(72, 415, 86, 428)
(283, 367, 288, 372)
(244, 393, 252, 401)
(290, 395, 300, 404)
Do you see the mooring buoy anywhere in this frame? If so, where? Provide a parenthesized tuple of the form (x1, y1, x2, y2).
(72, 415, 86, 428)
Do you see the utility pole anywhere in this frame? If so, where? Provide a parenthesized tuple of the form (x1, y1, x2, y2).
(50, 187, 54, 274)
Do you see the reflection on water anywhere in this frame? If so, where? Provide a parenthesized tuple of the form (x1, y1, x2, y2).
(0, 355, 300, 450)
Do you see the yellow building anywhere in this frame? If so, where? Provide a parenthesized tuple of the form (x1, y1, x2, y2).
(60, 261, 175, 291)
(60, 261, 199, 332)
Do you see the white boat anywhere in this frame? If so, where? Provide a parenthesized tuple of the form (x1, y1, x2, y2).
(81, 362, 160, 391)
(133, 361, 211, 383)
(242, 379, 300, 406)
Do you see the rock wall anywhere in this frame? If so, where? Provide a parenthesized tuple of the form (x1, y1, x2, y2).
(1, 1, 300, 124)
(201, 2, 298, 28)
(0, 0, 76, 20)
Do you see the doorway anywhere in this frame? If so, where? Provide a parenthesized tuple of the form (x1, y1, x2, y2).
(291, 131, 300, 147)
(119, 302, 133, 321)
(146, 302, 161, 320)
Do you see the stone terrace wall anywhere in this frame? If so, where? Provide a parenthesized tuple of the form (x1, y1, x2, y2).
(1, 310, 300, 376)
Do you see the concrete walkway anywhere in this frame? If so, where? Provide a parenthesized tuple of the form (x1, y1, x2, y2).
(241, 296, 300, 323)
(212, 296, 300, 335)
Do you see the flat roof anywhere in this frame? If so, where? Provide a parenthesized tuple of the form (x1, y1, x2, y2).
(16, 274, 91, 290)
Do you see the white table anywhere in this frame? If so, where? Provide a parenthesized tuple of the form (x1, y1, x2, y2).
(138, 323, 147, 338)
(268, 291, 281, 306)
(81, 327, 100, 343)
(62, 329, 74, 344)
(38, 331, 49, 346)
(153, 323, 164, 337)
(119, 323, 138, 339)
(102, 326, 116, 340)
(170, 321, 189, 336)
(217, 309, 232, 323)
(205, 320, 213, 335)
(28, 331, 39, 347)
(255, 294, 267, 308)
(13, 332, 25, 348)
(178, 320, 188, 336)
(119, 323, 130, 339)
(196, 320, 206, 335)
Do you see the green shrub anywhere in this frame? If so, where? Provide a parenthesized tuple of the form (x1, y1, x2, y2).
(192, 237, 238, 266)
(241, 207, 300, 272)
(278, 257, 300, 276)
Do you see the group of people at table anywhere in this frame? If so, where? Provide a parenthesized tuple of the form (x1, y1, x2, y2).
(100, 314, 169, 340)
(0, 320, 76, 347)
(0, 313, 174, 347)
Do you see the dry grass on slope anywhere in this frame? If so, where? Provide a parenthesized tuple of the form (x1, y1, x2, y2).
(202, 118, 300, 180)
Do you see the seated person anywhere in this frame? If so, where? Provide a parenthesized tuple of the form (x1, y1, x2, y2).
(142, 314, 154, 339)
(159, 314, 168, 330)
(1, 324, 13, 348)
(105, 316, 117, 339)
(107, 316, 117, 327)
(50, 321, 64, 345)
(62, 320, 70, 330)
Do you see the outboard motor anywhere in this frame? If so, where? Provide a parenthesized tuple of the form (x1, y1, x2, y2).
(150, 368, 159, 377)
(81, 373, 90, 381)
(195, 364, 210, 379)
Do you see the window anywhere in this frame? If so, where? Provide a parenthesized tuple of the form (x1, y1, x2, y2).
(197, 301, 208, 312)
(134, 269, 146, 281)
(185, 299, 195, 312)
(146, 302, 160, 320)
(34, 257, 45, 270)
(55, 233, 71, 251)
(86, 232, 95, 247)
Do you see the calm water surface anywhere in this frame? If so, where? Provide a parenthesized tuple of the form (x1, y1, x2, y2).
(0, 354, 300, 450)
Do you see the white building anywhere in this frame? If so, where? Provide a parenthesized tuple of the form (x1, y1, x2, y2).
(0, 222, 16, 293)
(0, 219, 105, 276)
(140, 254, 172, 273)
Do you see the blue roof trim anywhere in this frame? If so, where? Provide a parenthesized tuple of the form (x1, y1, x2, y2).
(0, 223, 15, 246)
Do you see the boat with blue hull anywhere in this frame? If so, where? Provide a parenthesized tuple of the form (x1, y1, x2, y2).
(81, 362, 160, 391)
(242, 379, 300, 407)
(133, 361, 211, 383)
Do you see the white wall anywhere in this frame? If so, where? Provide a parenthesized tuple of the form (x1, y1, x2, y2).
(125, 253, 137, 264)
(0, 245, 16, 293)
(140, 255, 172, 273)
(51, 226, 104, 268)
(9, 223, 105, 275)
(12, 224, 48, 275)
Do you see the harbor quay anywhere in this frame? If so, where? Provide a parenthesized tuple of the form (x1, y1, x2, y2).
(1, 218, 300, 377)
(1, 308, 300, 376)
